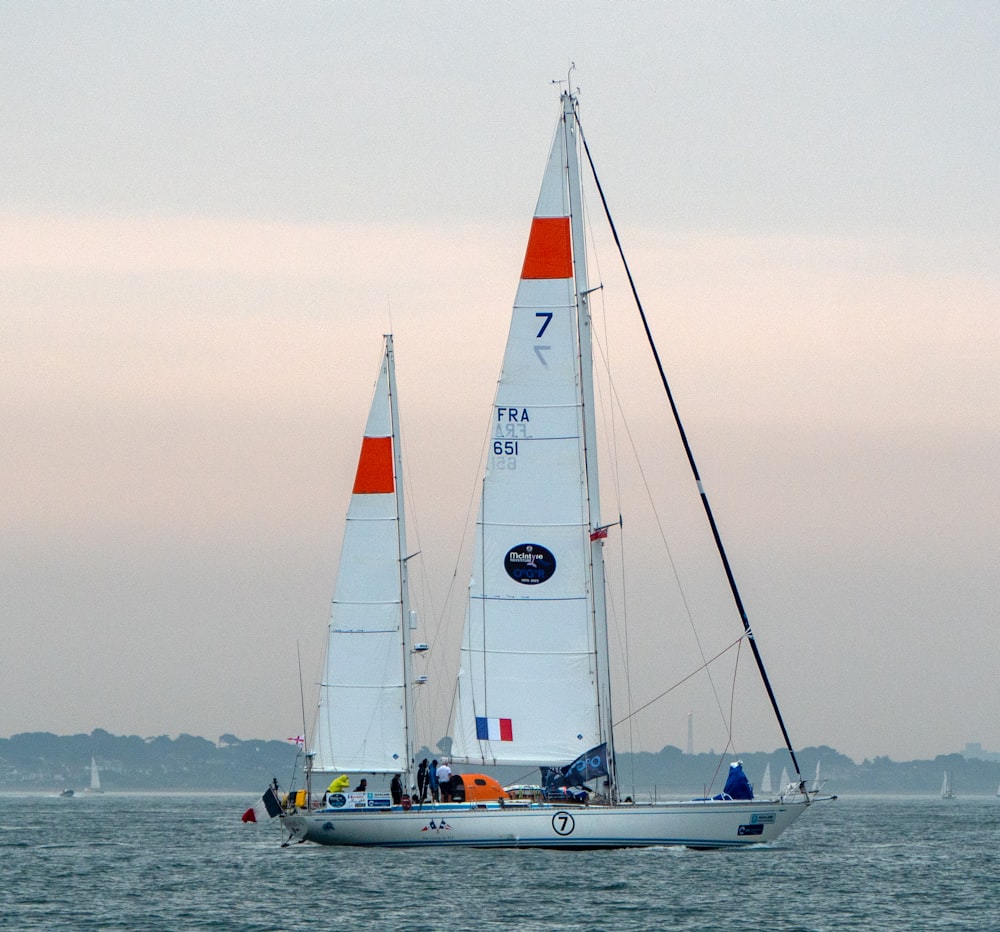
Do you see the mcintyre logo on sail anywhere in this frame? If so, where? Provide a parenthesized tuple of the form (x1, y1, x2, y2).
(504, 543, 556, 584)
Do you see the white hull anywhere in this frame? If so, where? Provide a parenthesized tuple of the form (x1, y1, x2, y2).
(283, 796, 812, 849)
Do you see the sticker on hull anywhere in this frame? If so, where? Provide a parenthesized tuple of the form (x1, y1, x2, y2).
(551, 811, 575, 835)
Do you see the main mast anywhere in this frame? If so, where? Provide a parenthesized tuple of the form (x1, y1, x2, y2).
(386, 333, 416, 792)
(563, 90, 617, 797)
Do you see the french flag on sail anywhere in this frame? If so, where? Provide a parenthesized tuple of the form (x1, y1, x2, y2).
(476, 716, 513, 742)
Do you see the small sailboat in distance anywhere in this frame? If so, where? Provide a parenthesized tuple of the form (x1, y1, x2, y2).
(87, 757, 103, 793)
(941, 771, 955, 799)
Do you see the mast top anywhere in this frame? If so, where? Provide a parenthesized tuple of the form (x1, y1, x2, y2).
(552, 61, 578, 109)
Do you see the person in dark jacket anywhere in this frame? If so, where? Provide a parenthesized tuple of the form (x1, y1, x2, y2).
(416, 759, 429, 803)
(429, 760, 439, 802)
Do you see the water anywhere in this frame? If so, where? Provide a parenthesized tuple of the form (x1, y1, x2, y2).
(3, 793, 998, 930)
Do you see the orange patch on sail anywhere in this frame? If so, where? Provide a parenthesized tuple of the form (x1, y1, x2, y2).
(520, 216, 572, 279)
(352, 436, 394, 494)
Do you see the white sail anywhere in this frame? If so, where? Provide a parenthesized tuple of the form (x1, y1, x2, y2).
(88, 757, 102, 792)
(760, 763, 772, 795)
(310, 336, 414, 776)
(941, 771, 955, 799)
(451, 94, 607, 767)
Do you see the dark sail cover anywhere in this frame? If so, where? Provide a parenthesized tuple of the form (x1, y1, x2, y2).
(721, 760, 754, 800)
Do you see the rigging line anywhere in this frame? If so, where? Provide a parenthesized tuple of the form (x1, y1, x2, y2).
(591, 242, 640, 788)
(581, 209, 639, 777)
(613, 633, 747, 727)
(430, 406, 492, 746)
(709, 637, 746, 792)
(396, 408, 436, 750)
(577, 114, 802, 780)
(591, 332, 731, 737)
(296, 641, 309, 774)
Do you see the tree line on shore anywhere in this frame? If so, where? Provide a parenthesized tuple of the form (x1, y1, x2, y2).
(3, 729, 998, 796)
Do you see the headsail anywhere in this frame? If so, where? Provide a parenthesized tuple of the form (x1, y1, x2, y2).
(310, 336, 413, 776)
(451, 94, 610, 768)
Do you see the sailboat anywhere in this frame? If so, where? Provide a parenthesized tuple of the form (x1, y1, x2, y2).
(759, 763, 773, 796)
(284, 89, 825, 849)
(86, 757, 103, 793)
(941, 771, 955, 799)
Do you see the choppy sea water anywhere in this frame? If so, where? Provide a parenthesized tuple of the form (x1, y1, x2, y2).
(2, 793, 998, 930)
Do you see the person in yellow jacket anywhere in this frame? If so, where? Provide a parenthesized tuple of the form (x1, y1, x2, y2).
(327, 775, 350, 794)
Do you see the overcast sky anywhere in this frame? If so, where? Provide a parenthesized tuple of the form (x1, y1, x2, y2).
(2, 2, 998, 766)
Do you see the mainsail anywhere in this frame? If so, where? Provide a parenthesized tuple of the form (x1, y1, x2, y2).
(310, 336, 414, 776)
(451, 94, 612, 769)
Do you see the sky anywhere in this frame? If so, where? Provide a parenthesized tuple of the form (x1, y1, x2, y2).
(2, 2, 998, 766)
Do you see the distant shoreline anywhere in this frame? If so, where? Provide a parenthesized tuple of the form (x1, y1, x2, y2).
(3, 729, 999, 796)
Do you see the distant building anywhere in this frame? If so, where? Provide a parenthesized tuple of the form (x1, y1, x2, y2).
(963, 742, 1000, 762)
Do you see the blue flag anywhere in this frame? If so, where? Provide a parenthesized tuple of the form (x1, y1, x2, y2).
(541, 743, 609, 788)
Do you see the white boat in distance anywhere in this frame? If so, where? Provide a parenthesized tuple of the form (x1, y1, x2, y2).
(941, 771, 955, 799)
(283, 88, 826, 849)
(87, 757, 103, 793)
